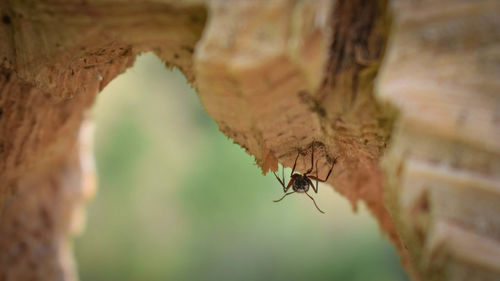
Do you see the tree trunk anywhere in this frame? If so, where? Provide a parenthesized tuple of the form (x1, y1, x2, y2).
(378, 1, 500, 280)
(0, 1, 498, 280)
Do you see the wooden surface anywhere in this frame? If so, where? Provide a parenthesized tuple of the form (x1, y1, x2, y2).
(378, 0, 500, 279)
(0, 0, 499, 280)
(0, 1, 204, 280)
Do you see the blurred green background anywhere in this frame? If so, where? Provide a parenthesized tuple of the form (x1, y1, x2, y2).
(75, 53, 409, 281)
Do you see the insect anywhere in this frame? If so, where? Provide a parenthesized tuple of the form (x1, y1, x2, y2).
(273, 144, 337, 214)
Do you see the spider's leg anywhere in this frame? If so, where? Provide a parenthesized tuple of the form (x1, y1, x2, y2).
(305, 142, 315, 174)
(273, 171, 287, 192)
(305, 192, 325, 214)
(291, 151, 300, 176)
(273, 191, 295, 203)
(315, 159, 319, 192)
(282, 164, 285, 187)
(284, 177, 295, 193)
(273, 171, 295, 193)
(307, 157, 337, 183)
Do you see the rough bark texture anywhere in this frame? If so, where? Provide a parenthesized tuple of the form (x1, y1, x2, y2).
(0, 0, 498, 280)
(378, 0, 500, 280)
(0, 1, 205, 280)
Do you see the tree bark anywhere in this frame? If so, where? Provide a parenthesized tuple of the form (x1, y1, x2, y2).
(378, 0, 500, 280)
(0, 1, 498, 280)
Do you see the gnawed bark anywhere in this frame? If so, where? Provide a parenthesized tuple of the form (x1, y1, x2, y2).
(0, 2, 205, 280)
(1, 0, 499, 280)
(378, 0, 500, 280)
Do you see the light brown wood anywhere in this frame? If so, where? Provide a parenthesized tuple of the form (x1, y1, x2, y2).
(0, 0, 499, 280)
(378, 0, 500, 280)
(195, 0, 414, 276)
(0, 1, 205, 280)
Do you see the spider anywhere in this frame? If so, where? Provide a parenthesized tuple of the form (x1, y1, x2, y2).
(273, 143, 337, 214)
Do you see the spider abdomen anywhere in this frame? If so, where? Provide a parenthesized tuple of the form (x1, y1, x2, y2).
(292, 174, 310, 193)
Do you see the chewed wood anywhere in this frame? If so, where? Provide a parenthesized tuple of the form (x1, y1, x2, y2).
(378, 0, 500, 280)
(1, 0, 498, 280)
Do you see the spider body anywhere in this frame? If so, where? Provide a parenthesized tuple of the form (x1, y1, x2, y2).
(273, 143, 337, 214)
(290, 174, 310, 193)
